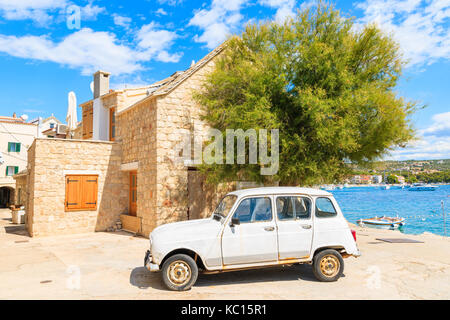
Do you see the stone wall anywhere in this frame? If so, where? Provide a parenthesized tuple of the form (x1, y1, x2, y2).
(26, 138, 128, 237)
(155, 55, 224, 226)
(13, 173, 27, 207)
(117, 97, 158, 237)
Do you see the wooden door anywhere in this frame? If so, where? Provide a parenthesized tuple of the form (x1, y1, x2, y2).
(129, 171, 137, 216)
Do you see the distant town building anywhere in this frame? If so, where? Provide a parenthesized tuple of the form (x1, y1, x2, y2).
(360, 175, 372, 184)
(372, 175, 383, 184)
(0, 113, 38, 207)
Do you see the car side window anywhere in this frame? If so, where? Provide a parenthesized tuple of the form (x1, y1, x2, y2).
(315, 197, 337, 218)
(233, 197, 272, 223)
(276, 196, 311, 220)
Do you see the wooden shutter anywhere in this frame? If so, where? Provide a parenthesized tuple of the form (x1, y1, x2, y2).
(65, 176, 82, 210)
(17, 143, 21, 152)
(82, 105, 93, 139)
(65, 175, 98, 211)
(81, 176, 98, 209)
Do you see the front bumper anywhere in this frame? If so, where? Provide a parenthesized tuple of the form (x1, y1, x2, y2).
(144, 250, 160, 272)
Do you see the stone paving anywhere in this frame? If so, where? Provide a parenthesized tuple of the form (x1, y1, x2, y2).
(0, 209, 449, 299)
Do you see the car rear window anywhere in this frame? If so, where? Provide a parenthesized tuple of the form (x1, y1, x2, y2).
(315, 197, 337, 218)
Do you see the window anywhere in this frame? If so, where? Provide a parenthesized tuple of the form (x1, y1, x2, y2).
(213, 195, 237, 219)
(49, 123, 55, 129)
(276, 196, 311, 220)
(6, 166, 18, 176)
(315, 197, 337, 218)
(233, 197, 272, 223)
(82, 104, 93, 139)
(8, 142, 21, 152)
(109, 107, 116, 141)
(65, 175, 98, 211)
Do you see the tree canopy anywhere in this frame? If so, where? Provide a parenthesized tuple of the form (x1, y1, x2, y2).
(195, 3, 416, 186)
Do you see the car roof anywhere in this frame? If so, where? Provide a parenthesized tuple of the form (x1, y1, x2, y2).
(228, 187, 332, 197)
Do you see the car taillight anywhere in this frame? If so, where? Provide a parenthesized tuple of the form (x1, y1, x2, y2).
(351, 229, 357, 242)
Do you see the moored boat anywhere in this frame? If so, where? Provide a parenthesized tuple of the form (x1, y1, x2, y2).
(357, 216, 405, 229)
(408, 183, 438, 191)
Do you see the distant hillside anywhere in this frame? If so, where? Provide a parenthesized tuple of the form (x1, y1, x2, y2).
(351, 159, 450, 174)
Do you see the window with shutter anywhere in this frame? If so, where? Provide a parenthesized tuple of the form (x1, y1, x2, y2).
(109, 107, 116, 141)
(6, 166, 18, 176)
(65, 175, 98, 211)
(8, 142, 21, 152)
(82, 105, 93, 139)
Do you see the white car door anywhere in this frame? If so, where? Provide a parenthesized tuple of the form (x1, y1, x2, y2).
(221, 196, 278, 265)
(275, 195, 313, 259)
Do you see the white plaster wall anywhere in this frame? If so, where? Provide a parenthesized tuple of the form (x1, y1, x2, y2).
(0, 122, 38, 185)
(93, 98, 109, 141)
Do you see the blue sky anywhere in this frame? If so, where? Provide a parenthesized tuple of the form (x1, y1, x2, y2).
(0, 0, 448, 160)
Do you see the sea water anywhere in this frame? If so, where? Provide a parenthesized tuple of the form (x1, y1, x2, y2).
(331, 184, 450, 237)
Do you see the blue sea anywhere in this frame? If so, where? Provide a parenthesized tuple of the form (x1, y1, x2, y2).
(331, 184, 450, 237)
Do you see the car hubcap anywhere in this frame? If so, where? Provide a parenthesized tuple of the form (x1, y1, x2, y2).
(167, 260, 191, 286)
(320, 255, 340, 277)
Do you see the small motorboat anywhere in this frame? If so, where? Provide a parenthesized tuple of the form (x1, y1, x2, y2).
(320, 185, 335, 191)
(357, 216, 405, 229)
(380, 184, 391, 190)
(408, 183, 438, 191)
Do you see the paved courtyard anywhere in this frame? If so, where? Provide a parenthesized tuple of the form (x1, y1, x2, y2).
(0, 209, 449, 299)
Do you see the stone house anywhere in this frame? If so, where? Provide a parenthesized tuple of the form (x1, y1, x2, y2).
(0, 113, 39, 207)
(21, 45, 228, 237)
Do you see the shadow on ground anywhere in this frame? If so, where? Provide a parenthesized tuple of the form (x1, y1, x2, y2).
(129, 264, 329, 292)
(4, 225, 29, 237)
(129, 267, 166, 290)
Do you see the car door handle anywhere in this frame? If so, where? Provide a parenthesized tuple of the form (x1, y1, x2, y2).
(264, 226, 275, 231)
(301, 224, 312, 229)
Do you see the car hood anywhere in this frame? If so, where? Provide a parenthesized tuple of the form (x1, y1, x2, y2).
(151, 218, 223, 243)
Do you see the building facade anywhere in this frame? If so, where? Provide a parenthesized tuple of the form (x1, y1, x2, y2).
(0, 114, 38, 207)
(22, 45, 230, 237)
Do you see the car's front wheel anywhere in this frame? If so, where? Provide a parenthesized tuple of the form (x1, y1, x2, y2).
(312, 249, 344, 282)
(161, 254, 198, 291)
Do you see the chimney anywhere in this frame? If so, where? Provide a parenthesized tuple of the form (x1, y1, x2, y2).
(12, 112, 16, 118)
(93, 70, 111, 99)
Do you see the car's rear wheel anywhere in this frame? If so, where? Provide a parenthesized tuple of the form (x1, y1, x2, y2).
(312, 249, 344, 282)
(161, 254, 198, 291)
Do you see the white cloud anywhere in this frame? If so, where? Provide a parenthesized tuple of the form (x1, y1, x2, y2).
(135, 22, 182, 62)
(259, 0, 296, 23)
(0, 0, 67, 24)
(113, 14, 132, 29)
(189, 0, 247, 49)
(0, 0, 105, 25)
(0, 26, 182, 75)
(155, 8, 168, 16)
(355, 0, 450, 67)
(421, 112, 450, 137)
(80, 1, 105, 20)
(388, 111, 450, 160)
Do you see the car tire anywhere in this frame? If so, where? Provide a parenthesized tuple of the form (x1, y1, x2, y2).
(312, 249, 344, 282)
(161, 254, 198, 291)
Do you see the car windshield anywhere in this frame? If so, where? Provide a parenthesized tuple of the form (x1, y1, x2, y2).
(212, 195, 237, 220)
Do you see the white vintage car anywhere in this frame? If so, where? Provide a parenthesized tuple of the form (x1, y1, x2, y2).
(144, 187, 360, 291)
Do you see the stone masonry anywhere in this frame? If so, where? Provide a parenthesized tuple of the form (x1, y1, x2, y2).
(26, 138, 128, 237)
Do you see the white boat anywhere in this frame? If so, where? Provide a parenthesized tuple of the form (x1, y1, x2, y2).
(320, 185, 335, 191)
(408, 183, 438, 191)
(357, 216, 405, 229)
(380, 184, 390, 190)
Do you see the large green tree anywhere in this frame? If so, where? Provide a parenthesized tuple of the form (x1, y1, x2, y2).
(195, 3, 416, 186)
